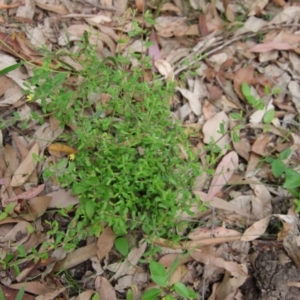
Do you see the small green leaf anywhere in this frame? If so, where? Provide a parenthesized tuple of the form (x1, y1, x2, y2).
(173, 282, 190, 298)
(16, 286, 25, 300)
(126, 288, 134, 300)
(241, 83, 251, 98)
(142, 288, 161, 300)
(0, 212, 8, 221)
(149, 261, 168, 287)
(0, 286, 5, 300)
(272, 159, 286, 177)
(264, 85, 271, 95)
(17, 245, 26, 257)
(115, 237, 129, 256)
(91, 293, 100, 300)
(0, 63, 23, 76)
(164, 295, 176, 300)
(230, 113, 243, 120)
(85, 201, 95, 219)
(279, 148, 292, 160)
(232, 131, 240, 143)
(263, 109, 275, 124)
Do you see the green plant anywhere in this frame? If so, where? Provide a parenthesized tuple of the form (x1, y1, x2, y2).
(25, 35, 201, 239)
(135, 260, 197, 300)
(265, 148, 300, 211)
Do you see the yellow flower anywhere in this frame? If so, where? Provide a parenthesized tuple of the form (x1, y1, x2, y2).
(69, 153, 76, 161)
(26, 94, 34, 102)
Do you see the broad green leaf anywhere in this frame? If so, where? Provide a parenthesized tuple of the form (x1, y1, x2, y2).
(284, 169, 300, 189)
(279, 148, 292, 160)
(272, 159, 285, 177)
(142, 288, 161, 300)
(173, 282, 190, 298)
(149, 261, 168, 287)
(115, 237, 129, 256)
(85, 201, 95, 219)
(263, 109, 275, 124)
(0, 63, 23, 76)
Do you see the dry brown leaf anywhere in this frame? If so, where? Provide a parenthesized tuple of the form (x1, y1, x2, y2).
(202, 111, 230, 152)
(135, 0, 145, 12)
(159, 253, 193, 268)
(248, 0, 269, 16)
(35, 1, 68, 14)
(0, 75, 14, 97)
(189, 227, 242, 241)
(47, 189, 79, 208)
(233, 65, 254, 100)
(190, 246, 247, 276)
(10, 282, 56, 295)
(270, 6, 300, 24)
(276, 214, 300, 268)
(4, 144, 20, 174)
(4, 184, 45, 203)
(154, 59, 174, 79)
(207, 151, 238, 200)
(250, 179, 272, 218)
(210, 263, 248, 300)
(241, 215, 271, 241)
(48, 143, 77, 155)
(74, 290, 95, 300)
(233, 138, 250, 161)
(161, 3, 182, 15)
(249, 42, 293, 53)
(169, 264, 188, 285)
(251, 134, 271, 156)
(35, 287, 66, 300)
(154, 16, 188, 37)
(97, 226, 116, 261)
(10, 143, 38, 187)
(113, 241, 147, 280)
(53, 242, 97, 271)
(22, 196, 52, 221)
(194, 191, 250, 218)
(176, 87, 202, 116)
(31, 123, 64, 152)
(95, 276, 117, 300)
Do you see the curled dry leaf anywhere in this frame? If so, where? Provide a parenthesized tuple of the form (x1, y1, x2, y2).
(154, 59, 174, 79)
(176, 87, 201, 116)
(10, 143, 39, 187)
(241, 215, 271, 242)
(211, 263, 248, 300)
